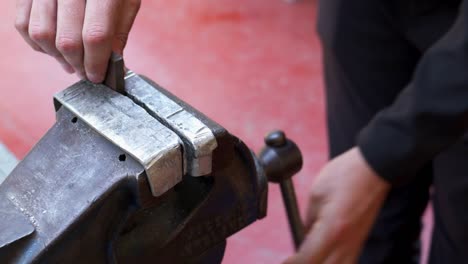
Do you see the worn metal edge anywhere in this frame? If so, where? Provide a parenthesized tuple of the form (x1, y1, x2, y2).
(0, 198, 35, 249)
(124, 71, 217, 176)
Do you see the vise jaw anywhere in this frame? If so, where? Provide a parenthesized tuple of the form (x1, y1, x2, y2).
(0, 72, 268, 263)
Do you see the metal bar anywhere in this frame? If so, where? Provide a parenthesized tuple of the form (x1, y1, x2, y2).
(104, 53, 126, 94)
(280, 180, 305, 250)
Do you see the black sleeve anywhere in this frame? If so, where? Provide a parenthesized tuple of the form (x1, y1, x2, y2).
(357, 1, 468, 186)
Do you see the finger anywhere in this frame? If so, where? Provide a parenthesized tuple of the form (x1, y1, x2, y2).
(304, 193, 320, 231)
(15, 0, 44, 52)
(113, 0, 141, 54)
(56, 0, 86, 78)
(284, 221, 337, 264)
(82, 0, 122, 83)
(323, 248, 358, 264)
(322, 236, 364, 264)
(29, 0, 75, 73)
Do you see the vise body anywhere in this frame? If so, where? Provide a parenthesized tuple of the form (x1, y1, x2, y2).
(0, 69, 303, 263)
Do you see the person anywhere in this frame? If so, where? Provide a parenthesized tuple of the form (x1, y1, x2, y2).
(14, 0, 468, 263)
(287, 0, 468, 263)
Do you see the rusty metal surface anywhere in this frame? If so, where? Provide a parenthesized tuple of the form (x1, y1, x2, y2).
(54, 82, 184, 196)
(125, 72, 217, 177)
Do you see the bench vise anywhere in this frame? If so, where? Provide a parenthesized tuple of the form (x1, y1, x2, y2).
(0, 63, 304, 263)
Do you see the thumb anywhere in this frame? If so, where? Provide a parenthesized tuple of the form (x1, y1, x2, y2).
(285, 220, 338, 264)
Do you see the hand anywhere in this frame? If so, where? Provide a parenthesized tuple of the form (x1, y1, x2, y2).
(15, 0, 141, 82)
(284, 147, 391, 264)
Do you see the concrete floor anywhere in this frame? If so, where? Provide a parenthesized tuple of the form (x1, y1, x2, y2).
(0, 0, 432, 262)
(0, 143, 17, 184)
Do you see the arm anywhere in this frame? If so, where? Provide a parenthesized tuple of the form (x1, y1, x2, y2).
(15, 0, 141, 83)
(359, 0, 468, 185)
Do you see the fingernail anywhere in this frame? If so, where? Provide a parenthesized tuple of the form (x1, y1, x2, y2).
(87, 73, 104, 84)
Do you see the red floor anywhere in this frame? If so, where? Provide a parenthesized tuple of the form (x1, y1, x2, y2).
(0, 0, 432, 263)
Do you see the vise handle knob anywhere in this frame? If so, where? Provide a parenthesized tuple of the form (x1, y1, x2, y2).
(259, 130, 305, 250)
